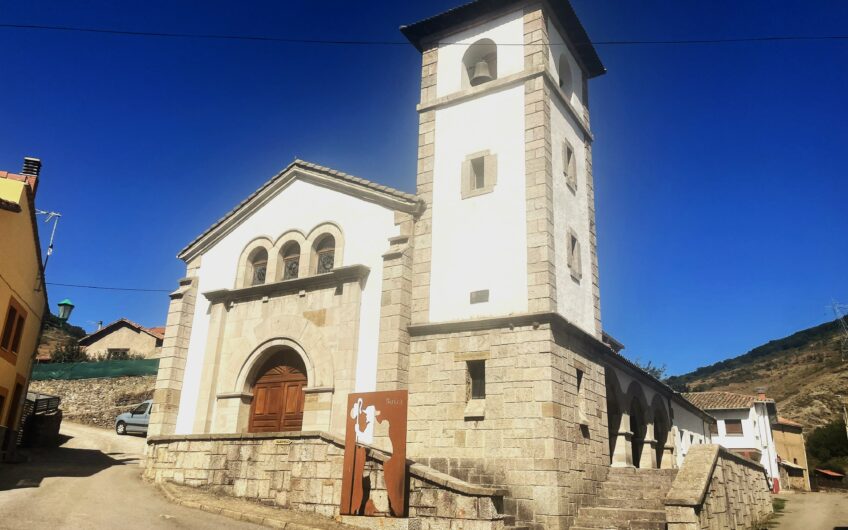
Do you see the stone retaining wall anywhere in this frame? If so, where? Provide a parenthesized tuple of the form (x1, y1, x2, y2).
(665, 444, 772, 529)
(30, 375, 154, 429)
(144, 431, 507, 529)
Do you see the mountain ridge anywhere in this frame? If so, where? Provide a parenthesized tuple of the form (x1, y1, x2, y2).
(665, 316, 848, 430)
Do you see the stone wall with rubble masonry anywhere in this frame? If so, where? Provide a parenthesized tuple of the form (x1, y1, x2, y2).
(664, 444, 773, 530)
(406, 321, 610, 530)
(144, 431, 507, 529)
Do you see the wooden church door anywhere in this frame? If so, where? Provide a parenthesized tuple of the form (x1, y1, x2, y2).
(248, 361, 306, 433)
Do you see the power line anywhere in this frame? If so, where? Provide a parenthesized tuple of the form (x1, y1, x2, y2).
(2, 22, 848, 47)
(46, 282, 170, 293)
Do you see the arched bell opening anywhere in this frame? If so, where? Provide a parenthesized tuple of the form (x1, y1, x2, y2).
(247, 348, 307, 433)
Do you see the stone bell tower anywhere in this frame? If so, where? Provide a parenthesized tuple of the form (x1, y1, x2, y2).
(402, 0, 605, 337)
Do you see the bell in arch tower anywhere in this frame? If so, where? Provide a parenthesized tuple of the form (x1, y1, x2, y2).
(401, 0, 606, 338)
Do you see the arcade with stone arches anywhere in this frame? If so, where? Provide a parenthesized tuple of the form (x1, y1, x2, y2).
(605, 367, 675, 470)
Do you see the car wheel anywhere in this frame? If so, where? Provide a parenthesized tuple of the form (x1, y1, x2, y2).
(116, 421, 127, 435)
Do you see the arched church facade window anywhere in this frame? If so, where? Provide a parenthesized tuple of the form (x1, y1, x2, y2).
(248, 348, 307, 433)
(281, 241, 300, 280)
(461, 38, 498, 89)
(248, 247, 268, 286)
(314, 235, 336, 274)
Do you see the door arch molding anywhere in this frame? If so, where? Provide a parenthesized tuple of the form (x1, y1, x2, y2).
(235, 337, 316, 395)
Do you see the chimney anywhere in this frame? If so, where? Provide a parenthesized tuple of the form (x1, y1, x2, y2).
(20, 157, 41, 195)
(97, 320, 103, 331)
(22, 157, 42, 177)
(756, 387, 767, 401)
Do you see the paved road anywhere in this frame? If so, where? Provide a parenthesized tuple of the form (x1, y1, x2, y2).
(773, 491, 848, 529)
(0, 422, 262, 529)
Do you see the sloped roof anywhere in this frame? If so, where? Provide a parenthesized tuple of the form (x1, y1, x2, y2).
(78, 318, 165, 345)
(683, 391, 759, 411)
(0, 196, 21, 212)
(177, 159, 422, 262)
(146, 326, 166, 340)
(776, 416, 804, 428)
(400, 0, 606, 78)
(815, 468, 845, 478)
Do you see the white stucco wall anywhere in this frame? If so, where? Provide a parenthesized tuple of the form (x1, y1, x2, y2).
(670, 400, 711, 469)
(429, 84, 528, 321)
(551, 94, 594, 335)
(546, 19, 584, 113)
(710, 405, 779, 480)
(436, 11, 525, 98)
(175, 179, 398, 434)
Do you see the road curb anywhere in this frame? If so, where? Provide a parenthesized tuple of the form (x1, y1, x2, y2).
(156, 482, 321, 529)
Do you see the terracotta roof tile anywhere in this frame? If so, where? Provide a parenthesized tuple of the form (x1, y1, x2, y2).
(145, 326, 166, 340)
(683, 391, 757, 410)
(776, 416, 804, 428)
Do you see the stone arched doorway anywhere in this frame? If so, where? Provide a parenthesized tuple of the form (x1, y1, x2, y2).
(248, 349, 307, 433)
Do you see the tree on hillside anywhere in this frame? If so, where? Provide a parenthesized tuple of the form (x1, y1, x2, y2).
(806, 420, 848, 474)
(631, 358, 668, 381)
(50, 339, 88, 363)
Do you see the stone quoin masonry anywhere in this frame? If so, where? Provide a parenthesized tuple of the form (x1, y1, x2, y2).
(145, 1, 772, 528)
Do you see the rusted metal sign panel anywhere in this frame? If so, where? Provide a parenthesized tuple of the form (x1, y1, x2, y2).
(340, 389, 408, 517)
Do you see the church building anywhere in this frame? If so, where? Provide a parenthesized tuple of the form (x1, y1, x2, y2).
(148, 1, 719, 528)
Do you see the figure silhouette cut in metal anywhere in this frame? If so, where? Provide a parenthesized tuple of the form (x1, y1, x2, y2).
(340, 390, 408, 517)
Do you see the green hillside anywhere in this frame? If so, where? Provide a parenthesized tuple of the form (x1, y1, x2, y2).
(666, 316, 848, 430)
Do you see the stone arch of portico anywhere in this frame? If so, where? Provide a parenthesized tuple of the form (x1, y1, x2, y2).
(605, 369, 631, 467)
(651, 394, 673, 469)
(624, 381, 651, 469)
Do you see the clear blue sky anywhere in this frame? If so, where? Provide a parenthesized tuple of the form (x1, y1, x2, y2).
(2, 1, 846, 375)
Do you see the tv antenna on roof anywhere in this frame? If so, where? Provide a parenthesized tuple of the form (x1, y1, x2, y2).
(36, 209, 62, 273)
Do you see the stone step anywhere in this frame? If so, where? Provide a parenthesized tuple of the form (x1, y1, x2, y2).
(600, 477, 675, 489)
(594, 497, 665, 510)
(607, 468, 678, 476)
(571, 521, 665, 530)
(576, 507, 665, 523)
(598, 485, 672, 498)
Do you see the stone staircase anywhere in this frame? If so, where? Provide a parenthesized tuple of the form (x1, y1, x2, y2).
(571, 468, 678, 530)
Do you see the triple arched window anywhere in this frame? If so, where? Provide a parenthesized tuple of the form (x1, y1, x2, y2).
(237, 226, 341, 288)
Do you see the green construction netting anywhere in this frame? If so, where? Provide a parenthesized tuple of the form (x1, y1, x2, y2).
(32, 359, 159, 380)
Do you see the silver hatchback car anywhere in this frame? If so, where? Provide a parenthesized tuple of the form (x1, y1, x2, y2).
(115, 399, 152, 435)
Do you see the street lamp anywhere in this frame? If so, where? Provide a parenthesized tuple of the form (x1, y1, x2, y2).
(57, 298, 75, 323)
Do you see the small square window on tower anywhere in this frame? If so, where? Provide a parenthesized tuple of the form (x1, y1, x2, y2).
(567, 230, 582, 282)
(461, 150, 497, 199)
(563, 141, 577, 192)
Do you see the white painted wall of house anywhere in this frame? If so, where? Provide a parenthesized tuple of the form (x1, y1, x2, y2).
(174, 179, 398, 434)
(670, 400, 711, 468)
(710, 405, 779, 480)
